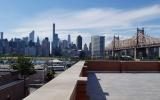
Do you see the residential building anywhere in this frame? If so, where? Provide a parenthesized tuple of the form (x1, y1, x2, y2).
(91, 36, 105, 58)
(52, 23, 59, 55)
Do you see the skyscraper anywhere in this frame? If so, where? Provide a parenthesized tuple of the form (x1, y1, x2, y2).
(52, 23, 55, 54)
(42, 37, 50, 56)
(53, 23, 55, 45)
(0, 32, 3, 40)
(37, 36, 40, 45)
(52, 23, 59, 55)
(68, 34, 71, 43)
(36, 36, 42, 56)
(76, 35, 82, 50)
(68, 34, 71, 48)
(89, 42, 92, 53)
(23, 37, 28, 43)
(91, 36, 105, 58)
(83, 43, 88, 53)
(29, 30, 35, 42)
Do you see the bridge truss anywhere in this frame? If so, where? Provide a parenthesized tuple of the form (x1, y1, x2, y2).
(107, 28, 160, 50)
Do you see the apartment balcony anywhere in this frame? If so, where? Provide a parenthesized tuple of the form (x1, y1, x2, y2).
(24, 60, 160, 100)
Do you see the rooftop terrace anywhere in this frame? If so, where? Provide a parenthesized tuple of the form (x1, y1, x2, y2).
(87, 73, 160, 100)
(24, 60, 160, 100)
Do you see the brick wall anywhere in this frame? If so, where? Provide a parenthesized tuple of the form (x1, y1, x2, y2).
(0, 80, 25, 100)
(86, 61, 121, 72)
(86, 61, 160, 72)
(121, 61, 160, 72)
(75, 80, 89, 100)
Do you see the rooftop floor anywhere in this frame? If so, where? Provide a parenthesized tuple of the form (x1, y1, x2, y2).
(87, 72, 160, 100)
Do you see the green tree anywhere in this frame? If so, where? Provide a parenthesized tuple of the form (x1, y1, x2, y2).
(10, 56, 35, 96)
(46, 70, 55, 82)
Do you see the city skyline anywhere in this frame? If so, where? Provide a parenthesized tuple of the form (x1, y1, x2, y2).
(1, 1, 160, 100)
(0, 0, 160, 45)
(0, 23, 92, 57)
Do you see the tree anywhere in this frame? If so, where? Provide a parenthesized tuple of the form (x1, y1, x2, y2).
(11, 56, 35, 77)
(46, 70, 55, 82)
(10, 56, 35, 96)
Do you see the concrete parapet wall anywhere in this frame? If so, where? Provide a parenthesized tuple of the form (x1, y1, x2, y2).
(24, 61, 89, 100)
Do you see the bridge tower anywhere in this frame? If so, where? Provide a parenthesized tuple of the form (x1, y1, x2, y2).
(136, 27, 146, 46)
(112, 35, 120, 59)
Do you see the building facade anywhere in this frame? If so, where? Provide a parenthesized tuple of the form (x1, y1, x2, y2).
(29, 30, 35, 42)
(76, 35, 82, 50)
(52, 23, 59, 55)
(42, 37, 50, 56)
(91, 36, 105, 58)
(0, 32, 3, 40)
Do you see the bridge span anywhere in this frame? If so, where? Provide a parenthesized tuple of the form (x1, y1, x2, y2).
(106, 28, 160, 60)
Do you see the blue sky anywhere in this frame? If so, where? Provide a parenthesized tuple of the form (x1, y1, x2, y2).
(1, 0, 160, 45)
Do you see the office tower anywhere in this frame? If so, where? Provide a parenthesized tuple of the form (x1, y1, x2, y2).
(91, 36, 105, 58)
(42, 37, 50, 56)
(68, 34, 71, 44)
(76, 35, 82, 50)
(23, 37, 29, 43)
(83, 43, 89, 57)
(62, 40, 68, 49)
(83, 43, 88, 52)
(0, 32, 3, 40)
(70, 42, 77, 49)
(29, 30, 35, 42)
(37, 36, 40, 45)
(68, 34, 71, 43)
(68, 34, 71, 48)
(89, 42, 92, 52)
(25, 46, 36, 56)
(2, 39, 10, 55)
(35, 37, 42, 56)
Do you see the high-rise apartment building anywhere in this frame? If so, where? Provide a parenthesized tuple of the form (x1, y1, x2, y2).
(52, 23, 59, 55)
(91, 36, 105, 58)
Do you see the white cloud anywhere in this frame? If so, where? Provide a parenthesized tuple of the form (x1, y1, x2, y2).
(7, 5, 160, 46)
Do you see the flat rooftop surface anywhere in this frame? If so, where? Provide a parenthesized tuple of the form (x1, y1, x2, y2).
(87, 72, 160, 100)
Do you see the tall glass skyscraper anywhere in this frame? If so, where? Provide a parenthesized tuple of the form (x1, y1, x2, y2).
(52, 23, 59, 55)
(29, 30, 35, 42)
(76, 35, 82, 50)
(91, 36, 105, 58)
(0, 32, 3, 40)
